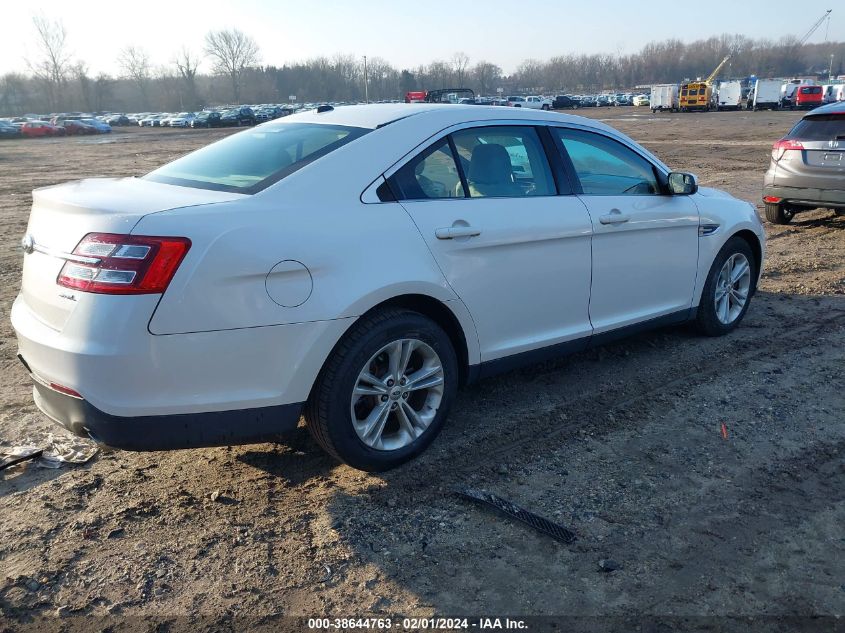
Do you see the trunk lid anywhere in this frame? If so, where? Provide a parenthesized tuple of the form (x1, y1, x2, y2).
(20, 177, 245, 331)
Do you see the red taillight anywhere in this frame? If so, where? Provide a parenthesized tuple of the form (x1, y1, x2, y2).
(57, 233, 191, 295)
(763, 196, 783, 204)
(772, 139, 804, 161)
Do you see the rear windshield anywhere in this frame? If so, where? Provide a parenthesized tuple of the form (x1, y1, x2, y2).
(786, 115, 845, 141)
(801, 87, 822, 94)
(145, 122, 368, 193)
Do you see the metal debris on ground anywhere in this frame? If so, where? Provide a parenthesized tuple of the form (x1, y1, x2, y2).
(0, 433, 99, 470)
(0, 447, 44, 472)
(454, 487, 577, 544)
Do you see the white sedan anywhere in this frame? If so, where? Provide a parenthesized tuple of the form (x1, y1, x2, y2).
(12, 104, 765, 471)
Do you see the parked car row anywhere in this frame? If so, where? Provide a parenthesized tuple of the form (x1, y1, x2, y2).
(129, 105, 299, 128)
(0, 105, 302, 138)
(0, 114, 115, 139)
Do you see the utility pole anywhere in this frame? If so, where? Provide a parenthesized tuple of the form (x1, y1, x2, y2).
(830, 54, 835, 81)
(363, 55, 369, 104)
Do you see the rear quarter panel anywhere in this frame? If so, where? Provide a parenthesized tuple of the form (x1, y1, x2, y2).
(138, 196, 459, 335)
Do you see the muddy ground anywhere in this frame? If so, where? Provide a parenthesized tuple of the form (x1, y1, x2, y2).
(0, 109, 843, 632)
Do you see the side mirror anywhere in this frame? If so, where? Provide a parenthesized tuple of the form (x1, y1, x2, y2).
(668, 172, 698, 195)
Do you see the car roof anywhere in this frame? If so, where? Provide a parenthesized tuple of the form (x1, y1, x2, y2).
(273, 103, 612, 132)
(805, 101, 845, 116)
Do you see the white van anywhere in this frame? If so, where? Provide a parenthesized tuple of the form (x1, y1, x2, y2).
(716, 81, 743, 110)
(750, 79, 782, 110)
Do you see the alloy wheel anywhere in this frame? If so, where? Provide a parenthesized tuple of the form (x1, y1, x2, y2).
(714, 253, 752, 324)
(350, 338, 444, 451)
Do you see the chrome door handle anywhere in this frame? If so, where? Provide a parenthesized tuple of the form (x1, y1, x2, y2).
(435, 226, 482, 239)
(599, 209, 630, 225)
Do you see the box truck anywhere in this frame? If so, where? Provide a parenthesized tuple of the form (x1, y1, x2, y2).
(650, 84, 679, 112)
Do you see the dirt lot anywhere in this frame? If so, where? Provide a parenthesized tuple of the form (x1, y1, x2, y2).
(1, 110, 844, 631)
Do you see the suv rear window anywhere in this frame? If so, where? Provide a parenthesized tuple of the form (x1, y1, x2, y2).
(144, 122, 368, 193)
(801, 87, 822, 94)
(786, 115, 845, 141)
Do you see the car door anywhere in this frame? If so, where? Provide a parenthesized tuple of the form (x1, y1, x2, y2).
(388, 125, 594, 364)
(551, 127, 700, 334)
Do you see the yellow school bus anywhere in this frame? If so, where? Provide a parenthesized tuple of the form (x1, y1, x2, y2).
(679, 81, 712, 111)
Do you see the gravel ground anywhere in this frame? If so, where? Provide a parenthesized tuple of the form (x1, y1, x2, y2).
(1, 109, 843, 632)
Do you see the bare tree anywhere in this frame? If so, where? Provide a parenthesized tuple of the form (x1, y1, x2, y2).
(426, 60, 453, 88)
(472, 61, 502, 96)
(73, 61, 93, 111)
(174, 47, 201, 109)
(451, 51, 471, 87)
(119, 46, 152, 107)
(0, 73, 30, 114)
(27, 15, 73, 111)
(514, 59, 543, 92)
(204, 29, 259, 103)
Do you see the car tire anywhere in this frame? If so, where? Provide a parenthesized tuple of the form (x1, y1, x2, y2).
(694, 236, 757, 337)
(542, 104, 550, 111)
(764, 201, 793, 224)
(305, 308, 459, 471)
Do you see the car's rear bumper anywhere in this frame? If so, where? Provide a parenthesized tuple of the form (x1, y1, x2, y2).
(31, 379, 303, 451)
(763, 184, 845, 208)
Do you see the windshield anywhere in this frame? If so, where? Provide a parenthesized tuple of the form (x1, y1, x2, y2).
(144, 122, 369, 193)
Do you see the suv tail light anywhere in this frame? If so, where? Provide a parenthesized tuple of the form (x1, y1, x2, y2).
(58, 233, 191, 295)
(772, 139, 804, 161)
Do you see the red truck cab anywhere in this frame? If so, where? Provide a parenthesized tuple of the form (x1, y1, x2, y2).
(794, 86, 823, 109)
(404, 91, 427, 103)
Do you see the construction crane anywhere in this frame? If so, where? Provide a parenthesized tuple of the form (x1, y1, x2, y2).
(799, 10, 832, 45)
(705, 55, 733, 85)
(680, 54, 733, 112)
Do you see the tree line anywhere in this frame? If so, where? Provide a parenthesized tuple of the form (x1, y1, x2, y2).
(1, 17, 843, 116)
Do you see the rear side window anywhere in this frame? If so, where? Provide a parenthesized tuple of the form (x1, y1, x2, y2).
(786, 115, 845, 141)
(389, 139, 463, 200)
(145, 122, 368, 193)
(555, 128, 660, 195)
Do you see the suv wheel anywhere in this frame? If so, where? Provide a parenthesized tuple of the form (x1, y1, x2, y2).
(764, 201, 794, 224)
(305, 309, 458, 471)
(695, 237, 756, 336)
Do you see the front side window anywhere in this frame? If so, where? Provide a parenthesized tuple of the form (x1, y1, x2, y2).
(451, 126, 555, 198)
(555, 128, 660, 195)
(145, 122, 368, 193)
(389, 139, 462, 200)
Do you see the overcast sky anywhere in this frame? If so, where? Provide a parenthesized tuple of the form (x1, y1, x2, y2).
(0, 0, 839, 77)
